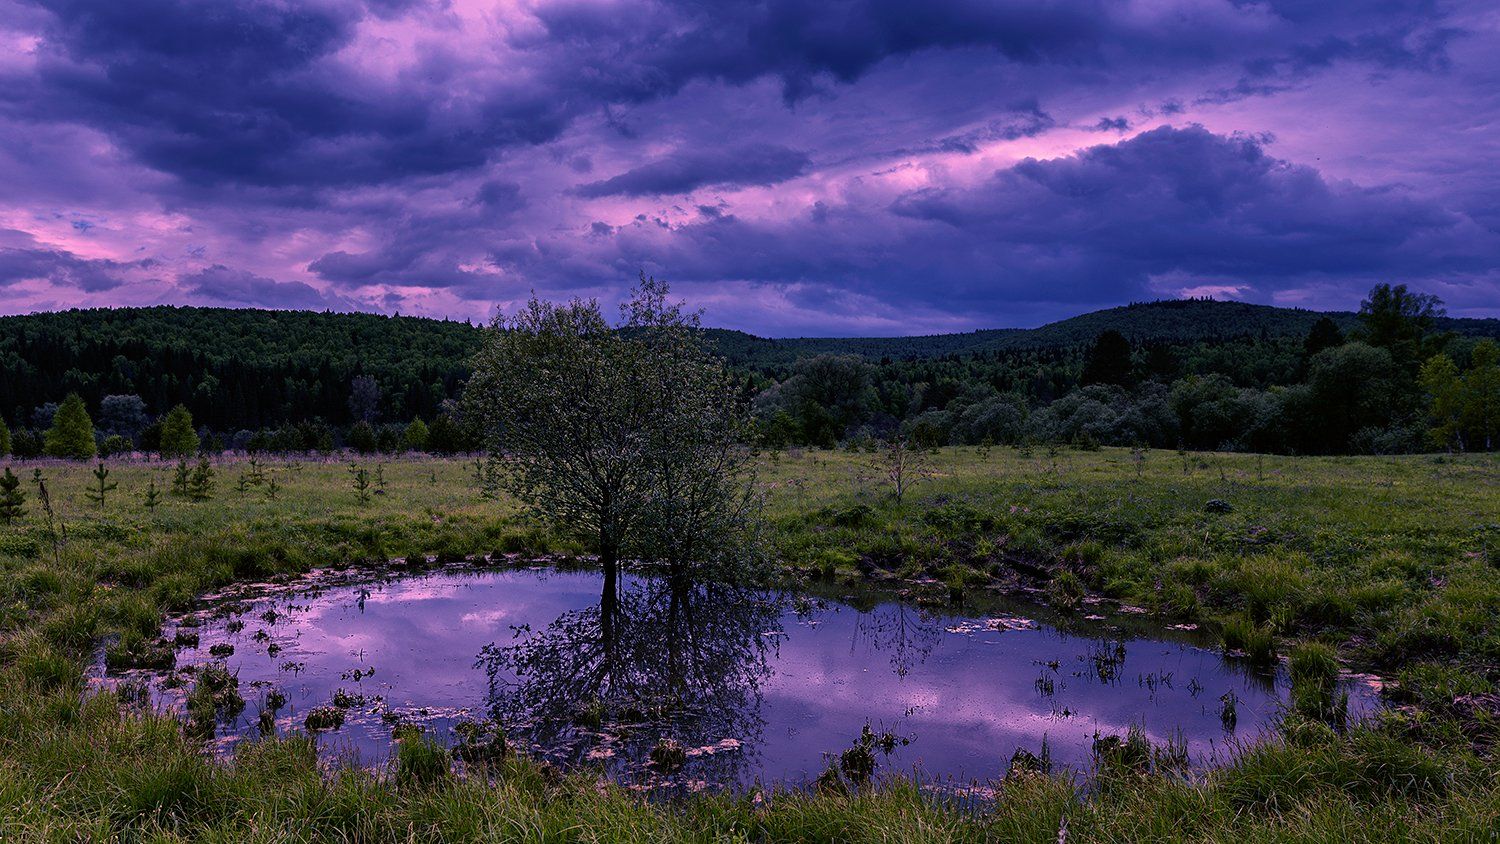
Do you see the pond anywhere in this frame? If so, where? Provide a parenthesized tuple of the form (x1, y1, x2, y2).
(94, 560, 1382, 793)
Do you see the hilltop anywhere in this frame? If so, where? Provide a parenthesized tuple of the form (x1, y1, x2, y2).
(2, 299, 1496, 431)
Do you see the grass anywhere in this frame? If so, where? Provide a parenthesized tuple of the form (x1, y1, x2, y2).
(0, 447, 1497, 841)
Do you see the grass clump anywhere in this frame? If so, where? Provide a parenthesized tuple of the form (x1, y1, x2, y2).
(1221, 613, 1277, 666)
(393, 724, 451, 788)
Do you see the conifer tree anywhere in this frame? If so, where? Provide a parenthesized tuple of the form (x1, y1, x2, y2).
(43, 393, 97, 459)
(0, 467, 25, 524)
(0, 416, 11, 457)
(143, 478, 162, 512)
(1079, 330, 1134, 387)
(85, 461, 118, 510)
(171, 459, 192, 496)
(187, 457, 215, 501)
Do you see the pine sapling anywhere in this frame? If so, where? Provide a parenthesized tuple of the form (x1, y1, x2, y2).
(171, 459, 191, 496)
(349, 463, 371, 504)
(187, 457, 215, 502)
(0, 467, 26, 524)
(143, 477, 162, 512)
(84, 461, 118, 510)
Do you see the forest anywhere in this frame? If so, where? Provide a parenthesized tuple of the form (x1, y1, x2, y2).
(1, 284, 1497, 458)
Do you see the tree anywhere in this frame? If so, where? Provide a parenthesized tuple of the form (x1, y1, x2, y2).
(1303, 317, 1344, 358)
(349, 375, 382, 423)
(1080, 330, 1134, 387)
(99, 435, 132, 457)
(467, 277, 762, 589)
(98, 394, 149, 442)
(348, 421, 378, 454)
(0, 467, 24, 524)
(754, 354, 879, 445)
(159, 405, 200, 458)
(1357, 283, 1445, 374)
(84, 462, 118, 510)
(1304, 343, 1399, 453)
(877, 436, 932, 504)
(403, 417, 430, 452)
(187, 457, 215, 501)
(349, 463, 372, 504)
(0, 416, 10, 457)
(1420, 354, 1465, 450)
(1461, 340, 1500, 450)
(43, 393, 97, 459)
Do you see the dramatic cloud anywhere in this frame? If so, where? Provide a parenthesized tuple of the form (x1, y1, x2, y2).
(0, 0, 1495, 333)
(0, 244, 150, 292)
(178, 265, 353, 311)
(576, 145, 811, 198)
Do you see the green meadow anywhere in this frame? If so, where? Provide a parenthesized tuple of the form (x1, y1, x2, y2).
(0, 447, 1497, 842)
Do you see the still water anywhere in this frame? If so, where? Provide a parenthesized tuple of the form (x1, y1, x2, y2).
(97, 561, 1381, 791)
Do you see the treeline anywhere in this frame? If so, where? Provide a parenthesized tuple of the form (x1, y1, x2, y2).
(752, 285, 1500, 454)
(0, 307, 480, 431)
(0, 288, 1497, 459)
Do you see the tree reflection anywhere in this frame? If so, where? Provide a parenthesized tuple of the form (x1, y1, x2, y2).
(851, 602, 943, 679)
(479, 574, 782, 786)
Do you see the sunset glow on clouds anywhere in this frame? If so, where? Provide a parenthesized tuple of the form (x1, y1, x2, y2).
(1, 0, 1497, 334)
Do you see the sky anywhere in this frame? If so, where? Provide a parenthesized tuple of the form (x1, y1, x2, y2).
(0, 0, 1497, 336)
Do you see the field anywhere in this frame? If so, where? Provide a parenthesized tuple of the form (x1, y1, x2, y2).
(1, 448, 1497, 841)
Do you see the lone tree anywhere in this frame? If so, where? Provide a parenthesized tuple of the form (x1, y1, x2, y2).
(43, 393, 97, 459)
(158, 405, 199, 458)
(466, 277, 762, 591)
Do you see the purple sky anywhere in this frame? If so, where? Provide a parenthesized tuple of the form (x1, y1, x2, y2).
(1, 0, 1497, 336)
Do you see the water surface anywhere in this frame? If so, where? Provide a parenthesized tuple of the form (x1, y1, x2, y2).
(97, 561, 1381, 791)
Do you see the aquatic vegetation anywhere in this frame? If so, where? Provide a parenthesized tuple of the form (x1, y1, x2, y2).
(303, 706, 345, 732)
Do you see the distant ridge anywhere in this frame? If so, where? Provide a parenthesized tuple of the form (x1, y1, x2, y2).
(3, 299, 1497, 373)
(704, 299, 1500, 365)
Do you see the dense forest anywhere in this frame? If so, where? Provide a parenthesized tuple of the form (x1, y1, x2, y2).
(1, 287, 1497, 457)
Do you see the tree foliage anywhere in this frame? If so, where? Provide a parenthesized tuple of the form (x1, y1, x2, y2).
(43, 393, 96, 459)
(159, 404, 200, 458)
(1080, 330, 1133, 386)
(467, 278, 762, 584)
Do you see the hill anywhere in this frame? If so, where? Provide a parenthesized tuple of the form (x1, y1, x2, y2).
(706, 299, 1499, 367)
(2, 299, 1497, 430)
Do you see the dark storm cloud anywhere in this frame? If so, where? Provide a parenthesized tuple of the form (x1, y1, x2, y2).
(0, 245, 148, 292)
(0, 0, 1495, 328)
(4, 0, 570, 188)
(7, 0, 1457, 194)
(575, 145, 811, 197)
(180, 265, 353, 310)
(491, 127, 1498, 327)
